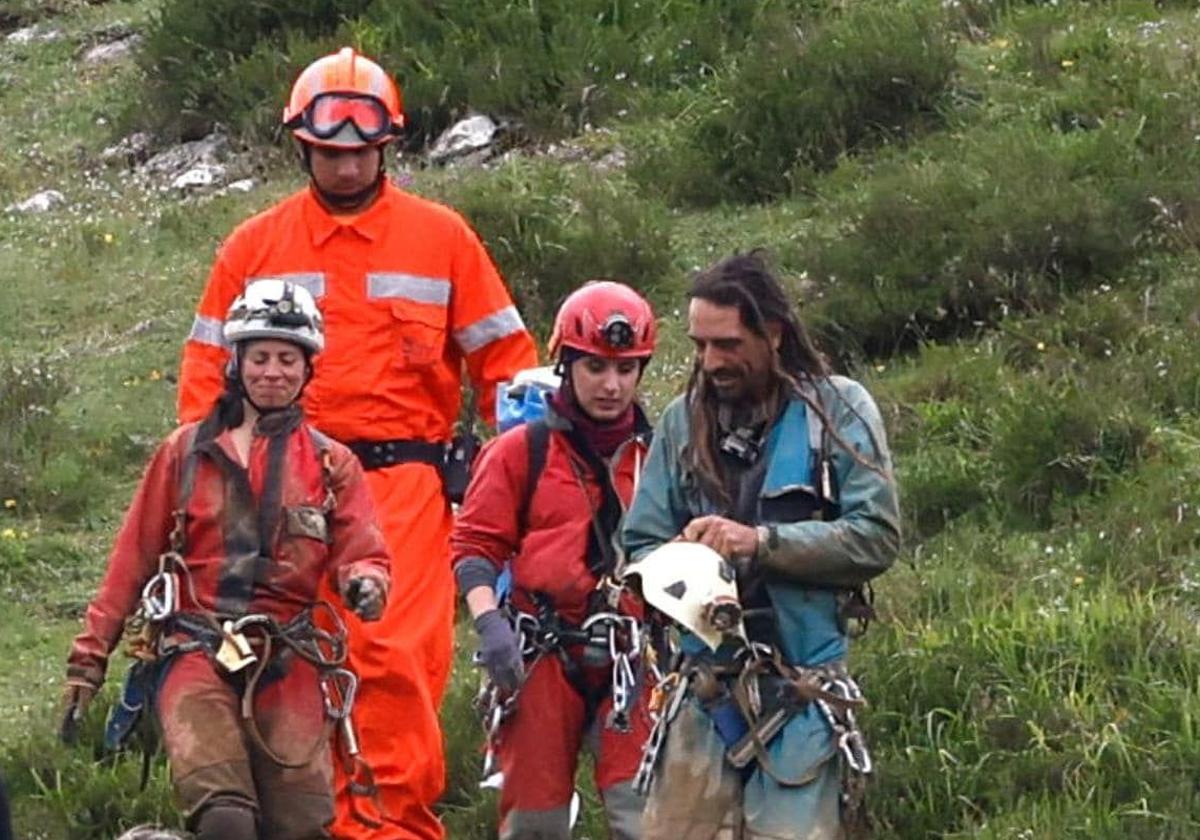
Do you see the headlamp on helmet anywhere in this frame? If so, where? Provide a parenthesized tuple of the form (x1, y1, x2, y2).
(224, 280, 325, 354)
(549, 281, 657, 361)
(600, 313, 635, 351)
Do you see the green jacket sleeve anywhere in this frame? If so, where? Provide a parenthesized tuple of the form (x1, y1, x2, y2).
(759, 377, 901, 588)
(623, 397, 693, 562)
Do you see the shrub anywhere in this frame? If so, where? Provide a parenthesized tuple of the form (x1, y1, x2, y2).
(631, 0, 957, 205)
(135, 0, 834, 144)
(424, 161, 675, 336)
(989, 377, 1151, 525)
(793, 120, 1162, 361)
(136, 0, 371, 139)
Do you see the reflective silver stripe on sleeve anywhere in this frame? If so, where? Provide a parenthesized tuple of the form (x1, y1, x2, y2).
(188, 314, 228, 348)
(247, 272, 326, 298)
(455, 306, 526, 354)
(367, 272, 451, 306)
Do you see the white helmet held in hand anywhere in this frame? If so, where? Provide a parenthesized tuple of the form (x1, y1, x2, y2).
(620, 541, 745, 651)
(224, 279, 325, 354)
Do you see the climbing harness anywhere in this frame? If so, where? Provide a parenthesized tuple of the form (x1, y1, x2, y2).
(475, 605, 645, 786)
(633, 639, 873, 809)
(106, 430, 385, 827)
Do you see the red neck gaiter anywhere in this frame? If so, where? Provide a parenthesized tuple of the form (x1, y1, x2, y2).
(551, 389, 635, 459)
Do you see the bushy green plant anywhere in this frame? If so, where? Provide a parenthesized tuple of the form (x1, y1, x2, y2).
(135, 0, 835, 144)
(989, 377, 1151, 525)
(631, 0, 957, 205)
(136, 0, 372, 138)
(424, 161, 674, 336)
(794, 121, 1165, 360)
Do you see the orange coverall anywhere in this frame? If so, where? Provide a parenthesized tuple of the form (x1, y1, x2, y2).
(177, 182, 538, 839)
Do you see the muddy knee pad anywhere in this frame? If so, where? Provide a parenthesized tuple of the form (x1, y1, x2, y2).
(194, 802, 256, 840)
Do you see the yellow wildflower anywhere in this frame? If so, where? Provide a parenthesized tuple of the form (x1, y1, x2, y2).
(3, 499, 14, 509)
(1, 528, 15, 539)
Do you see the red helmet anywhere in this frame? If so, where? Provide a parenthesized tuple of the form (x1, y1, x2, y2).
(283, 47, 404, 148)
(548, 281, 657, 360)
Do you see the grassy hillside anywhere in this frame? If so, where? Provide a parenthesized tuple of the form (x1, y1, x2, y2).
(2, 0, 1199, 837)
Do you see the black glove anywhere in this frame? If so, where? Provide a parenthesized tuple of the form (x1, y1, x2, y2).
(343, 577, 385, 621)
(59, 684, 96, 745)
(474, 609, 523, 694)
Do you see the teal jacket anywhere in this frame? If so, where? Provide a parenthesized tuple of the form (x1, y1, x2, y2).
(622, 375, 901, 667)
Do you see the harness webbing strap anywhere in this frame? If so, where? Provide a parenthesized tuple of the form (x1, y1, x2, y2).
(517, 420, 551, 536)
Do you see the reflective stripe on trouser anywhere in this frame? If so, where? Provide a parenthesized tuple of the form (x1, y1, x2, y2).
(498, 654, 650, 840)
(324, 463, 454, 840)
(156, 651, 334, 840)
(642, 701, 845, 840)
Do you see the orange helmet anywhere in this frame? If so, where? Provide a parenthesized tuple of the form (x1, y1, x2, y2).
(549, 281, 657, 360)
(283, 47, 404, 148)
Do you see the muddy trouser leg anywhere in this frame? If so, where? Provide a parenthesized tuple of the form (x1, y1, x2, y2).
(739, 702, 847, 840)
(156, 652, 259, 834)
(497, 656, 585, 839)
(589, 677, 655, 840)
(740, 761, 844, 840)
(247, 656, 335, 840)
(641, 701, 742, 840)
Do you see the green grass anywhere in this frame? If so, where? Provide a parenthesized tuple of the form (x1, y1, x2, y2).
(5, 0, 1200, 837)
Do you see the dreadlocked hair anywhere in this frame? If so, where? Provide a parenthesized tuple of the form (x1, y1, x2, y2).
(684, 250, 883, 510)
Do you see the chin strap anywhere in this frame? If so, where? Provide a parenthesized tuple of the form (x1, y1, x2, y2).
(299, 141, 387, 211)
(225, 349, 314, 421)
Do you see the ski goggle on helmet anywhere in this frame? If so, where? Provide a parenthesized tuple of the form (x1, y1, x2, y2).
(283, 47, 405, 148)
(286, 92, 396, 145)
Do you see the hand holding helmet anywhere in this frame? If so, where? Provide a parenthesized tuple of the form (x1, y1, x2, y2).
(680, 515, 760, 569)
(619, 541, 745, 651)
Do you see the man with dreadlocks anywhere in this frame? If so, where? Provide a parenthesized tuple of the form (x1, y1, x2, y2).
(622, 251, 900, 839)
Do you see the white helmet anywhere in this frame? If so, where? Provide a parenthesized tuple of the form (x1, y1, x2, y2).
(224, 279, 325, 354)
(620, 542, 745, 651)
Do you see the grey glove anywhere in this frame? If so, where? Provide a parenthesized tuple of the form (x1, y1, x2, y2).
(59, 683, 96, 745)
(343, 577, 385, 622)
(474, 609, 523, 694)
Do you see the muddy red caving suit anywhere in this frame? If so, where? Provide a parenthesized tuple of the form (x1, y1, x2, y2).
(66, 406, 391, 838)
(451, 403, 654, 839)
(176, 182, 539, 839)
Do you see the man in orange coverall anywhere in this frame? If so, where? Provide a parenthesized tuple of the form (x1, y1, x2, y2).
(176, 48, 538, 840)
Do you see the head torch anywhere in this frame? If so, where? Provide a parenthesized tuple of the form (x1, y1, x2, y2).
(600, 313, 635, 351)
